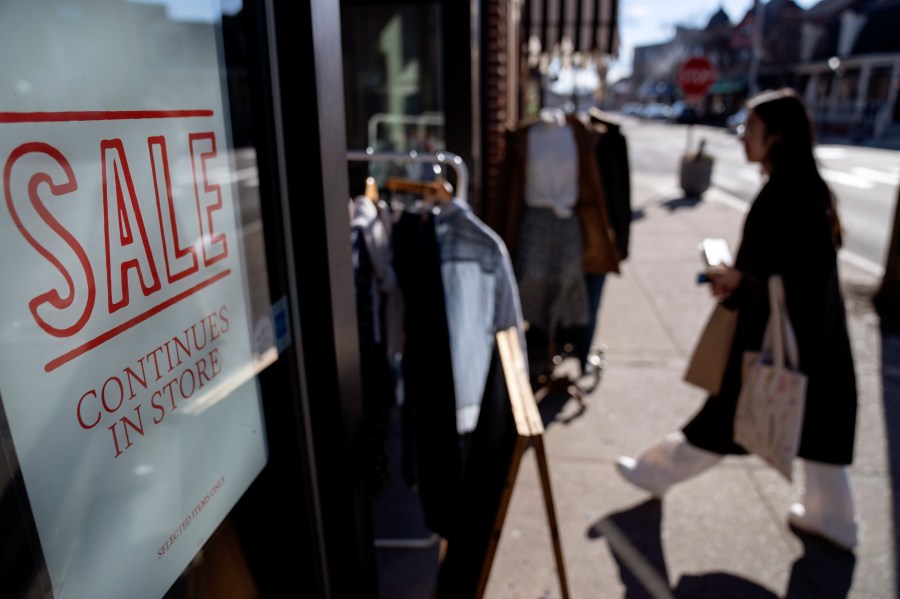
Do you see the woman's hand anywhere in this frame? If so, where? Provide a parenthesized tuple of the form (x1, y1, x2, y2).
(706, 265, 742, 300)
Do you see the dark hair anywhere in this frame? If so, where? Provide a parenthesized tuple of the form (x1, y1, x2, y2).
(747, 88, 816, 174)
(747, 87, 843, 247)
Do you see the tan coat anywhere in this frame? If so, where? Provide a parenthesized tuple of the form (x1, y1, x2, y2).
(488, 114, 620, 275)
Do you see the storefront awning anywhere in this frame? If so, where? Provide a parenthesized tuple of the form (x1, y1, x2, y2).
(520, 0, 619, 56)
(708, 77, 748, 95)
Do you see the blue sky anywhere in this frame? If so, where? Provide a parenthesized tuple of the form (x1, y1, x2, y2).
(609, 0, 819, 80)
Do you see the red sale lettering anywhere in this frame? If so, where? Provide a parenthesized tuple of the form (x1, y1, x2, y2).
(76, 355, 156, 430)
(74, 306, 230, 456)
(1, 111, 234, 372)
(3, 142, 96, 337)
(108, 404, 145, 458)
(76, 390, 101, 429)
(124, 361, 149, 399)
(101, 138, 162, 312)
(101, 375, 125, 413)
(149, 136, 199, 284)
(152, 346, 221, 414)
(206, 307, 229, 341)
(189, 133, 228, 267)
(75, 374, 128, 431)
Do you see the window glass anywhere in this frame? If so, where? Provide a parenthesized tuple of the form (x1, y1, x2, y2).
(342, 3, 445, 189)
(0, 1, 276, 596)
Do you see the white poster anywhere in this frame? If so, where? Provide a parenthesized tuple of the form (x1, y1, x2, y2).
(0, 2, 269, 597)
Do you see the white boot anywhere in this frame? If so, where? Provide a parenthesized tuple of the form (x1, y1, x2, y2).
(788, 460, 859, 551)
(615, 432, 723, 498)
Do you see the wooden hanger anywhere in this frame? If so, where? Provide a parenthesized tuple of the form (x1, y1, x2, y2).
(364, 176, 379, 201)
(386, 176, 453, 202)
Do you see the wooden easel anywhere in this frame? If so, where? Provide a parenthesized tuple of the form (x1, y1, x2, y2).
(474, 327, 570, 599)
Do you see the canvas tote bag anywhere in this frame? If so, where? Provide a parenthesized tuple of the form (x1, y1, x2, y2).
(734, 275, 807, 481)
(684, 302, 738, 395)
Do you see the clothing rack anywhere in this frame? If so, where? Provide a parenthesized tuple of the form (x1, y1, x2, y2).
(347, 150, 570, 596)
(347, 149, 469, 204)
(347, 148, 470, 552)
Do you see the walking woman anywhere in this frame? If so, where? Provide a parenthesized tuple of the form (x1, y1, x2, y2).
(616, 88, 859, 551)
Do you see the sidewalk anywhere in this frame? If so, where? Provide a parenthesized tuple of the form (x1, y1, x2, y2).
(479, 177, 893, 598)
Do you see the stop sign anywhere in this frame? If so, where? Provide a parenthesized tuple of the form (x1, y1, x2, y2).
(677, 56, 716, 98)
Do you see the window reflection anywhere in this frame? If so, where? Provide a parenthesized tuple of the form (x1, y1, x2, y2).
(342, 4, 445, 191)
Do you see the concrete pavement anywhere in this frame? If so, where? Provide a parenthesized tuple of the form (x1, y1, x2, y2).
(480, 175, 893, 598)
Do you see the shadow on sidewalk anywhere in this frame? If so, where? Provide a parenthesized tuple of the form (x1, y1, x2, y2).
(525, 335, 598, 429)
(782, 530, 856, 599)
(660, 196, 703, 212)
(533, 377, 591, 427)
(586, 499, 856, 598)
(636, 191, 704, 213)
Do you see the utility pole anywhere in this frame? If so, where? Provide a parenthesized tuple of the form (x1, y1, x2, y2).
(748, 0, 765, 97)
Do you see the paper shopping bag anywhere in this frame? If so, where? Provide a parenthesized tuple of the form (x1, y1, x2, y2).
(684, 302, 738, 395)
(733, 275, 807, 481)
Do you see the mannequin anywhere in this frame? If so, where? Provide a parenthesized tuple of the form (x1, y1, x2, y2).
(490, 104, 620, 385)
(513, 106, 588, 376)
(526, 107, 578, 219)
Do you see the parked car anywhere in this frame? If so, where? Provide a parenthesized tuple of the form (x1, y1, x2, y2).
(669, 101, 698, 124)
(641, 102, 672, 120)
(727, 107, 748, 134)
(620, 102, 643, 116)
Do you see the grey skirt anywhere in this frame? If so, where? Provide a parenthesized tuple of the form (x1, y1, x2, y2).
(514, 206, 588, 335)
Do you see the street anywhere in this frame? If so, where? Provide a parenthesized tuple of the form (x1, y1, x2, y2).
(617, 116, 900, 274)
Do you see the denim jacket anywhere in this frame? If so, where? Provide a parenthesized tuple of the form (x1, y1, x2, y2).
(434, 198, 527, 434)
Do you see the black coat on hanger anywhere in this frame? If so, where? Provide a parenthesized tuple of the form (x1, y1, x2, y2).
(588, 107, 632, 261)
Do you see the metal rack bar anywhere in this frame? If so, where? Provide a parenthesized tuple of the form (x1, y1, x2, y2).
(365, 113, 445, 151)
(347, 149, 469, 204)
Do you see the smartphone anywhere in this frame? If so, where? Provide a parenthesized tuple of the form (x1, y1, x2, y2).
(698, 238, 732, 284)
(700, 238, 733, 267)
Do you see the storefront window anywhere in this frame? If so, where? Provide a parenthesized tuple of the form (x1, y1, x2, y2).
(835, 68, 860, 120)
(812, 73, 833, 122)
(868, 67, 892, 101)
(341, 3, 445, 189)
(0, 1, 280, 596)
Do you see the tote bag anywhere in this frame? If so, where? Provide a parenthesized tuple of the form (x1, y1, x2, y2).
(684, 302, 738, 396)
(734, 275, 807, 482)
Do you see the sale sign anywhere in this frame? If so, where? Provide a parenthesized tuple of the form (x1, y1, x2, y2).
(0, 3, 269, 598)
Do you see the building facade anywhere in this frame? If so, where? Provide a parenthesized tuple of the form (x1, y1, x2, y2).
(627, 0, 900, 144)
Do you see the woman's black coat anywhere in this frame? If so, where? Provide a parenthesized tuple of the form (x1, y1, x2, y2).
(682, 171, 857, 465)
